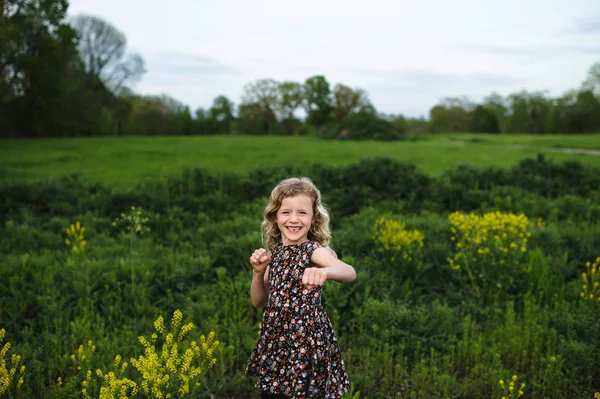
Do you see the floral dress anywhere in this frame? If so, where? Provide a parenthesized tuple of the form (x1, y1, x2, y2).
(246, 240, 350, 398)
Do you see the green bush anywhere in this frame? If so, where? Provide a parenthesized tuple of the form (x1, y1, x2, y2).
(323, 109, 406, 141)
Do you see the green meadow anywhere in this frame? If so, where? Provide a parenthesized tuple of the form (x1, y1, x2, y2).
(2, 134, 600, 189)
(1, 134, 600, 398)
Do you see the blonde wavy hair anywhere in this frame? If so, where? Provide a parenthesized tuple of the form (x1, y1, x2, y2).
(261, 177, 332, 252)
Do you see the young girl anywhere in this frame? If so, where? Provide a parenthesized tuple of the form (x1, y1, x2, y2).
(246, 177, 356, 399)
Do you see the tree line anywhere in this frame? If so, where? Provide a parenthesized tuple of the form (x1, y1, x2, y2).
(2, 1, 599, 139)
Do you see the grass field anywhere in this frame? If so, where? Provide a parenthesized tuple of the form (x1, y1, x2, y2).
(429, 132, 600, 150)
(1, 134, 600, 189)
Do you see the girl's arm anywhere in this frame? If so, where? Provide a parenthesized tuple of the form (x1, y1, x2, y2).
(249, 248, 271, 308)
(250, 266, 270, 308)
(309, 247, 356, 284)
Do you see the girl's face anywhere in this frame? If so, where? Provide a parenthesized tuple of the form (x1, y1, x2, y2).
(276, 194, 314, 246)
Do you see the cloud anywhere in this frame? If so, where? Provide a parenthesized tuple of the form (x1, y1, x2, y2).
(242, 57, 273, 65)
(455, 43, 600, 60)
(144, 52, 239, 85)
(447, 42, 600, 73)
(344, 69, 523, 117)
(579, 46, 600, 55)
(356, 69, 521, 93)
(132, 52, 249, 110)
(566, 18, 600, 35)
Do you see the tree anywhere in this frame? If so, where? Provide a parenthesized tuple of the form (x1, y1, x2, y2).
(0, 0, 79, 137)
(67, 14, 148, 136)
(429, 96, 474, 133)
(275, 81, 305, 135)
(193, 107, 212, 135)
(71, 14, 146, 93)
(505, 90, 551, 133)
(469, 105, 500, 133)
(483, 92, 508, 132)
(303, 75, 333, 128)
(439, 96, 475, 111)
(391, 114, 407, 134)
(277, 81, 304, 120)
(505, 91, 529, 133)
(236, 101, 275, 135)
(582, 61, 600, 96)
(332, 83, 371, 122)
(125, 95, 165, 135)
(123, 94, 193, 135)
(572, 90, 600, 133)
(208, 95, 235, 134)
(405, 117, 429, 134)
(241, 78, 279, 134)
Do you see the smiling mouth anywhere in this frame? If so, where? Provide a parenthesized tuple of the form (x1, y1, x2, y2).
(286, 226, 302, 233)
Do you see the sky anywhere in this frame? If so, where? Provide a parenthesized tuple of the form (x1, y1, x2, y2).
(67, 0, 600, 117)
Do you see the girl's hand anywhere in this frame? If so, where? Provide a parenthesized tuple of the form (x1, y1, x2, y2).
(250, 248, 270, 274)
(302, 267, 327, 289)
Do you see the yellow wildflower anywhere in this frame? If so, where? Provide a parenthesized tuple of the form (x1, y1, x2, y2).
(0, 328, 26, 396)
(65, 221, 87, 252)
(580, 257, 600, 305)
(372, 217, 424, 265)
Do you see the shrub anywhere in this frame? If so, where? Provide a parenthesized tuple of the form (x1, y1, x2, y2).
(447, 211, 537, 303)
(323, 109, 405, 141)
(372, 217, 425, 281)
(60, 310, 220, 399)
(509, 154, 600, 199)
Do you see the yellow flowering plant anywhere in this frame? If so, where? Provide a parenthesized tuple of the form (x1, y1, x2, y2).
(537, 354, 565, 395)
(112, 206, 150, 236)
(129, 309, 220, 398)
(372, 217, 425, 280)
(68, 340, 136, 399)
(447, 211, 535, 302)
(65, 221, 87, 252)
(0, 328, 25, 397)
(63, 311, 219, 398)
(498, 374, 525, 399)
(58, 340, 99, 397)
(92, 355, 139, 399)
(112, 206, 151, 288)
(579, 256, 600, 304)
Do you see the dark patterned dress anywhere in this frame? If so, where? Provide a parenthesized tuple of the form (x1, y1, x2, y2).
(246, 240, 350, 398)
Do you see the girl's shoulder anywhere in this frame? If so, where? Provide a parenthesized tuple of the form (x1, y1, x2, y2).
(304, 240, 325, 257)
(307, 239, 324, 249)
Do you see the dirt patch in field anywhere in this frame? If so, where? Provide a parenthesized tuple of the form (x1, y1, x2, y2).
(449, 140, 600, 156)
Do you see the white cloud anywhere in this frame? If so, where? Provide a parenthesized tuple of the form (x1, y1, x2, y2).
(67, 0, 600, 117)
